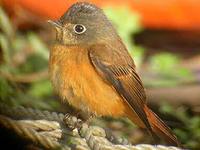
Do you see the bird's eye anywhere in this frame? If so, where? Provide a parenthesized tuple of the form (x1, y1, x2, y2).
(73, 24, 86, 34)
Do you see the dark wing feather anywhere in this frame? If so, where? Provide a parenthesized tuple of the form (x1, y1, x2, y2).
(88, 44, 152, 132)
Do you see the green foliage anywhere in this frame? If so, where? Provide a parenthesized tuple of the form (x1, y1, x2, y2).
(18, 54, 47, 73)
(149, 52, 192, 77)
(28, 80, 52, 98)
(150, 53, 180, 75)
(0, 76, 14, 101)
(0, 34, 10, 64)
(0, 7, 56, 110)
(27, 32, 49, 60)
(0, 7, 13, 37)
(147, 52, 194, 87)
(160, 103, 200, 149)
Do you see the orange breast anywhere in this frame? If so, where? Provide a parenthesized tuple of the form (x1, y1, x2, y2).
(49, 44, 128, 117)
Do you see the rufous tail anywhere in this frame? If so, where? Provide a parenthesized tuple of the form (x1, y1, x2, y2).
(144, 105, 181, 146)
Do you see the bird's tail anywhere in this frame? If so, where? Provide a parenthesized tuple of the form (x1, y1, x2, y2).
(144, 105, 181, 146)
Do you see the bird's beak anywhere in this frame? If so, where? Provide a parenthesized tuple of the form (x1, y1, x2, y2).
(48, 20, 62, 30)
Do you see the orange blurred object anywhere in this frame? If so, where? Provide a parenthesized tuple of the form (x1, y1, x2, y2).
(2, 0, 200, 30)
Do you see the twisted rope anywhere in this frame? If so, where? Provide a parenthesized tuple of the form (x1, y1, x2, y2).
(0, 103, 183, 150)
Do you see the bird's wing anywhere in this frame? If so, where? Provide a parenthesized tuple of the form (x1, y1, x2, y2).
(88, 44, 152, 132)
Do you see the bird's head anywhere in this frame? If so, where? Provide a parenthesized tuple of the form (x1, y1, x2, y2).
(48, 2, 117, 46)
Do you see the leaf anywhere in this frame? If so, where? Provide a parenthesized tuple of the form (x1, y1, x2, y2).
(27, 32, 49, 60)
(150, 52, 180, 74)
(0, 7, 13, 37)
(0, 33, 10, 64)
(28, 80, 52, 98)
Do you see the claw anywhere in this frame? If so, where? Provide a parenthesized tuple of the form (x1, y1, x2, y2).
(63, 113, 83, 131)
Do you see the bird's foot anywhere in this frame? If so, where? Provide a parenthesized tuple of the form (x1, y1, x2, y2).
(63, 113, 83, 131)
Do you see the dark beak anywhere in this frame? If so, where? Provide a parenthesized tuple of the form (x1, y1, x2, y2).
(47, 20, 62, 29)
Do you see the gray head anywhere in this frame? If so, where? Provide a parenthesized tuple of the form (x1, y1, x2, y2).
(48, 2, 117, 46)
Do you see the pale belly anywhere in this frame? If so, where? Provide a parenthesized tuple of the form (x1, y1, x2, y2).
(49, 45, 128, 117)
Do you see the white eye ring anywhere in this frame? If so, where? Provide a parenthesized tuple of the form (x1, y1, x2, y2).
(73, 24, 86, 34)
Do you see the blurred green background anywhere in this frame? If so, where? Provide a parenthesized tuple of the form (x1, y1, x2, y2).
(0, 2, 200, 149)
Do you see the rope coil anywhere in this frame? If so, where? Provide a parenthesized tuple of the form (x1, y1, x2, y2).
(0, 103, 183, 150)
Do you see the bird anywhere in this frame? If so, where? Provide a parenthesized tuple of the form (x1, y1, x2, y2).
(48, 2, 180, 146)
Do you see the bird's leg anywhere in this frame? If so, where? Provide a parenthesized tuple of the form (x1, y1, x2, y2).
(63, 112, 95, 131)
(63, 113, 83, 130)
